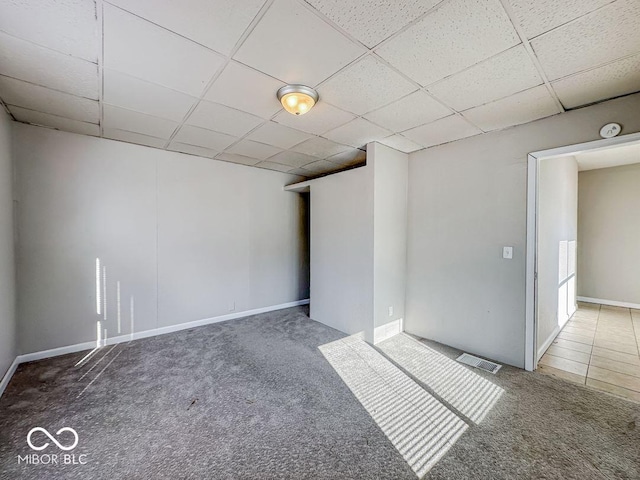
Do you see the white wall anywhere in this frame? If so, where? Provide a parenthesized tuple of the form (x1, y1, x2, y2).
(371, 143, 408, 340)
(0, 109, 15, 378)
(406, 93, 640, 368)
(13, 123, 308, 355)
(578, 163, 640, 305)
(537, 156, 578, 355)
(309, 164, 375, 341)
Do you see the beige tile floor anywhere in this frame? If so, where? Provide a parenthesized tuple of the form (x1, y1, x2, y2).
(538, 302, 640, 403)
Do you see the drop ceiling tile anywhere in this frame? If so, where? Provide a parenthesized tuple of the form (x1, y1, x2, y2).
(103, 4, 225, 96)
(234, 0, 365, 86)
(287, 167, 312, 177)
(363, 90, 451, 132)
(216, 153, 261, 166)
(167, 142, 218, 158)
(0, 76, 98, 123)
(532, 0, 640, 80)
(103, 104, 179, 139)
(402, 115, 481, 148)
(106, 0, 265, 55)
(226, 140, 282, 160)
(104, 69, 197, 122)
(318, 56, 417, 115)
(103, 128, 167, 148)
(9, 106, 100, 137)
(186, 101, 264, 137)
(551, 54, 640, 109)
(268, 151, 319, 168)
(0, 0, 99, 61)
(0, 32, 98, 99)
(173, 125, 238, 151)
(306, 0, 442, 48)
(427, 46, 543, 111)
(505, 0, 614, 39)
(462, 85, 561, 131)
(204, 61, 285, 119)
(302, 159, 341, 174)
(255, 161, 295, 173)
(325, 148, 366, 167)
(245, 121, 313, 149)
(291, 137, 351, 159)
(273, 102, 356, 135)
(377, 135, 423, 153)
(376, 0, 519, 86)
(323, 118, 392, 148)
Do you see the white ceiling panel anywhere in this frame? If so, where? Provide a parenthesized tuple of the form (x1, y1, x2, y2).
(505, 0, 614, 40)
(323, 118, 392, 148)
(462, 85, 561, 131)
(377, 135, 423, 153)
(106, 0, 266, 55)
(427, 46, 542, 111)
(10, 106, 100, 137)
(0, 75, 98, 123)
(0, 32, 98, 99)
(215, 152, 261, 166)
(186, 101, 264, 137)
(306, 0, 442, 48)
(234, 0, 365, 86)
(318, 55, 417, 115)
(103, 128, 167, 148)
(273, 102, 356, 135)
(173, 125, 238, 151)
(204, 61, 284, 119)
(167, 142, 218, 158)
(325, 148, 366, 167)
(103, 104, 179, 139)
(0, 0, 99, 61)
(532, 0, 640, 81)
(363, 90, 451, 132)
(245, 121, 312, 149)
(402, 115, 481, 148)
(226, 139, 282, 160)
(302, 159, 341, 174)
(268, 151, 320, 168)
(255, 161, 294, 173)
(103, 4, 225, 96)
(376, 0, 519, 86)
(104, 69, 197, 122)
(287, 167, 313, 177)
(552, 54, 640, 109)
(291, 137, 351, 158)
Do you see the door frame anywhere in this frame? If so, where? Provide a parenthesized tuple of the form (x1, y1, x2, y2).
(525, 131, 640, 371)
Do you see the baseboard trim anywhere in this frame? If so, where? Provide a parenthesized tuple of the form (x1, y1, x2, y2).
(0, 357, 20, 399)
(3, 299, 310, 397)
(537, 325, 560, 362)
(577, 296, 640, 310)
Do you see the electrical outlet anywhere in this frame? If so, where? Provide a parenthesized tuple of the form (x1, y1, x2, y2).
(229, 301, 236, 312)
(503, 246, 513, 259)
(388, 306, 393, 317)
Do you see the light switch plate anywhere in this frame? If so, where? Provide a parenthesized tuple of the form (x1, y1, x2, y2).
(503, 246, 513, 259)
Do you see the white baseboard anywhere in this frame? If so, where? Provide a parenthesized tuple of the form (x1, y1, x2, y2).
(577, 296, 640, 310)
(0, 357, 20, 399)
(2, 299, 310, 398)
(537, 325, 560, 362)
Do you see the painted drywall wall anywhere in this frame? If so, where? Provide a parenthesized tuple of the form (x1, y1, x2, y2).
(537, 156, 578, 355)
(13, 123, 308, 354)
(578, 163, 640, 305)
(0, 110, 15, 379)
(309, 164, 375, 341)
(371, 143, 408, 340)
(406, 93, 640, 368)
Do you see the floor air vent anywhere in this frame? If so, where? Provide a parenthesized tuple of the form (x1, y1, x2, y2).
(456, 353, 502, 374)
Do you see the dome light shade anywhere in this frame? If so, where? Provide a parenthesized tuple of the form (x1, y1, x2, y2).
(277, 85, 318, 116)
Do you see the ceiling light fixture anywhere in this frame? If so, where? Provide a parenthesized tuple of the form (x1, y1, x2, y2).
(277, 85, 318, 116)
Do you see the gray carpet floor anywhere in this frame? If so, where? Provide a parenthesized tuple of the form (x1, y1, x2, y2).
(0, 306, 638, 479)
